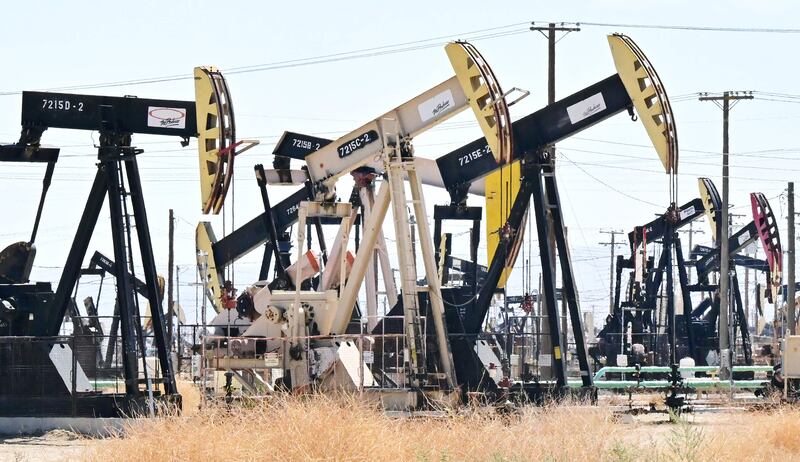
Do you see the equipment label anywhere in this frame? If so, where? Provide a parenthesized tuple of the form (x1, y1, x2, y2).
(418, 89, 456, 122)
(538, 354, 552, 367)
(147, 106, 187, 129)
(337, 130, 378, 158)
(458, 144, 491, 166)
(738, 231, 751, 246)
(680, 206, 696, 220)
(362, 350, 374, 364)
(566, 92, 607, 124)
(264, 352, 280, 367)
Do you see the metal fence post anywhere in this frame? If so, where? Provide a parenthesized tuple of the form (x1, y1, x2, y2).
(70, 337, 77, 417)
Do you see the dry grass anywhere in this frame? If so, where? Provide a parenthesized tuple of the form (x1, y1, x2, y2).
(694, 407, 800, 461)
(83, 390, 800, 462)
(175, 379, 201, 416)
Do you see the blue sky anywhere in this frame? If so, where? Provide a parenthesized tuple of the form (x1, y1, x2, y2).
(1, 1, 798, 325)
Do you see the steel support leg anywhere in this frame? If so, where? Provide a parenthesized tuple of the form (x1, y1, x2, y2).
(337, 182, 390, 334)
(105, 157, 141, 396)
(674, 236, 695, 358)
(255, 164, 288, 280)
(407, 162, 457, 389)
(664, 230, 676, 366)
(125, 155, 177, 395)
(386, 160, 426, 384)
(371, 195, 398, 309)
(529, 161, 567, 388)
(542, 164, 593, 386)
(360, 187, 380, 330)
(47, 168, 108, 336)
(731, 272, 752, 364)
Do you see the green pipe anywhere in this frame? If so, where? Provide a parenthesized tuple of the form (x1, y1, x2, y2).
(90, 380, 122, 388)
(567, 379, 768, 390)
(593, 365, 773, 381)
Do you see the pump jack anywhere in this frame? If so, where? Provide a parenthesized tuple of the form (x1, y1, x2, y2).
(0, 67, 243, 417)
(597, 198, 705, 368)
(598, 178, 781, 379)
(413, 34, 676, 402)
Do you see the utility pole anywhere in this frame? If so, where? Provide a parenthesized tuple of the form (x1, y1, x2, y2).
(176, 265, 182, 370)
(529, 22, 581, 105)
(530, 21, 581, 252)
(530, 21, 580, 378)
(599, 230, 625, 313)
(167, 209, 174, 349)
(698, 91, 753, 380)
(788, 182, 796, 335)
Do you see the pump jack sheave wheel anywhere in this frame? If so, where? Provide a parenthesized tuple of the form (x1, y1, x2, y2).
(446, 41, 513, 165)
(194, 66, 257, 311)
(608, 34, 678, 176)
(751, 192, 783, 303)
(698, 177, 723, 241)
(446, 42, 520, 285)
(447, 40, 523, 287)
(195, 66, 237, 215)
(196, 222, 224, 313)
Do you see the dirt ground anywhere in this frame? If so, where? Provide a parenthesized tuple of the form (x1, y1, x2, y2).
(0, 431, 89, 462)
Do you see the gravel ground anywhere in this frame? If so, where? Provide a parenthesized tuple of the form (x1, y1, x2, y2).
(0, 430, 89, 462)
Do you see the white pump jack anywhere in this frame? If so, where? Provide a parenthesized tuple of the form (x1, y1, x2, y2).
(248, 41, 513, 394)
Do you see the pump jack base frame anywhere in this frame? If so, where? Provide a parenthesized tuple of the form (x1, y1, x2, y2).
(0, 393, 180, 418)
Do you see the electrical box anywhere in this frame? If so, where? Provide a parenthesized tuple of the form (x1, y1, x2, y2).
(783, 336, 800, 378)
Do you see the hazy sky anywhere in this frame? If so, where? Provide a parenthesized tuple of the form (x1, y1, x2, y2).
(2, 1, 798, 326)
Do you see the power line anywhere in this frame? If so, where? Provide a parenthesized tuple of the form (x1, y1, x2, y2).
(558, 155, 794, 184)
(569, 137, 800, 159)
(558, 146, 800, 173)
(9, 19, 799, 98)
(573, 21, 800, 34)
(558, 173, 608, 296)
(0, 23, 530, 96)
(557, 150, 662, 207)
(753, 97, 800, 105)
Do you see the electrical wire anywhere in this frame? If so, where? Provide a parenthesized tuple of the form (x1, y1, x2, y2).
(555, 150, 798, 184)
(0, 23, 529, 96)
(573, 21, 800, 34)
(570, 137, 800, 160)
(557, 150, 663, 207)
(12, 19, 798, 97)
(557, 172, 609, 293)
(558, 146, 800, 173)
